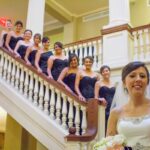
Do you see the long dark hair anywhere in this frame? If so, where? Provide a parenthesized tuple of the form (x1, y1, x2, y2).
(122, 61, 149, 84)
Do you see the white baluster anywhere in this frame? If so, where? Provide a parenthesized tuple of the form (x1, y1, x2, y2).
(44, 82, 49, 115)
(68, 97, 73, 128)
(7, 56, 12, 83)
(15, 63, 20, 90)
(74, 45, 78, 56)
(28, 72, 34, 102)
(19, 65, 24, 94)
(74, 101, 80, 135)
(83, 43, 88, 57)
(11, 60, 16, 86)
(3, 54, 8, 80)
(138, 30, 145, 61)
(81, 143, 88, 150)
(24, 68, 29, 97)
(38, 79, 44, 110)
(79, 44, 83, 67)
(88, 42, 92, 57)
(50, 85, 55, 120)
(92, 41, 97, 71)
(0, 52, 4, 77)
(69, 46, 73, 54)
(81, 106, 87, 134)
(144, 28, 150, 61)
(61, 93, 67, 129)
(33, 75, 39, 106)
(97, 40, 102, 68)
(132, 31, 139, 61)
(65, 47, 69, 58)
(55, 89, 61, 124)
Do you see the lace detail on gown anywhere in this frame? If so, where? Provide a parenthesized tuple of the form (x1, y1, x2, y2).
(117, 115, 150, 150)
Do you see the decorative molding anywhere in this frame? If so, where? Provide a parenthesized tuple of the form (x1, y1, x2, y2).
(82, 9, 109, 22)
(101, 24, 132, 35)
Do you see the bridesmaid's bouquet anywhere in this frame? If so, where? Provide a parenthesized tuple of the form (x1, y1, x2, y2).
(93, 134, 127, 150)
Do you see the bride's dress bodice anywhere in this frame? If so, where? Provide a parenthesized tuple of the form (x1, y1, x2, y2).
(117, 115, 150, 149)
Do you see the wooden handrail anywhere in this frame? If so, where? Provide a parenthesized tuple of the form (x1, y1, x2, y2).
(101, 24, 132, 35)
(132, 24, 150, 32)
(64, 36, 102, 47)
(65, 99, 103, 142)
(0, 47, 87, 106)
(0, 47, 104, 142)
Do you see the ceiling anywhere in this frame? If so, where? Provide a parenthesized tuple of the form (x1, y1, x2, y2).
(44, 0, 136, 34)
(54, 0, 108, 16)
(44, 0, 109, 33)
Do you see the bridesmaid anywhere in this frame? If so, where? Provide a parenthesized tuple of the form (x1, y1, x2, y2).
(94, 65, 116, 128)
(5, 20, 23, 52)
(0, 19, 12, 48)
(34, 37, 53, 74)
(24, 33, 41, 66)
(47, 42, 68, 80)
(58, 53, 80, 93)
(75, 56, 99, 101)
(14, 29, 33, 59)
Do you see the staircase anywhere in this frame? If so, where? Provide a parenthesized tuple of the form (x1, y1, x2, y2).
(0, 47, 105, 150)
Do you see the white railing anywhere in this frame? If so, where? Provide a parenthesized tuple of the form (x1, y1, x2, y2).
(0, 48, 105, 150)
(132, 24, 150, 62)
(64, 36, 102, 71)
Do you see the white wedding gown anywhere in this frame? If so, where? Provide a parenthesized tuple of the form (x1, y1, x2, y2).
(117, 114, 150, 150)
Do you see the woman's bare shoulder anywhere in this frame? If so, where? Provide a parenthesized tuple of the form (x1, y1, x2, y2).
(110, 106, 123, 118)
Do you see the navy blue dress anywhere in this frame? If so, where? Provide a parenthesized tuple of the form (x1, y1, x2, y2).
(79, 76, 97, 100)
(28, 50, 37, 66)
(51, 59, 68, 80)
(17, 45, 28, 59)
(63, 73, 76, 93)
(39, 51, 53, 75)
(9, 36, 23, 50)
(99, 86, 116, 127)
(2, 33, 7, 48)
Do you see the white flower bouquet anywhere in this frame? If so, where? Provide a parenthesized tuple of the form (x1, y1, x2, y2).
(93, 134, 127, 150)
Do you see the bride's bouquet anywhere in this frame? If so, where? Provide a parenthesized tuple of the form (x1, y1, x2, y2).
(93, 134, 127, 150)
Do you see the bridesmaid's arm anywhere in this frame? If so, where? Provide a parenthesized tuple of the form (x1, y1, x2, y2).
(47, 56, 54, 79)
(57, 67, 72, 92)
(106, 108, 119, 136)
(14, 41, 21, 57)
(24, 46, 32, 65)
(35, 51, 42, 73)
(5, 31, 13, 52)
(0, 30, 4, 47)
(75, 71, 85, 101)
(94, 81, 100, 99)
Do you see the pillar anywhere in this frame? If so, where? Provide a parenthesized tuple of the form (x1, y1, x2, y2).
(4, 115, 22, 150)
(26, 0, 45, 35)
(104, 0, 130, 29)
(102, 0, 133, 68)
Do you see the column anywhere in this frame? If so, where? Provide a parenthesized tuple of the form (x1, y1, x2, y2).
(102, 0, 133, 68)
(26, 0, 45, 35)
(104, 0, 130, 29)
(4, 115, 22, 150)
(63, 18, 77, 44)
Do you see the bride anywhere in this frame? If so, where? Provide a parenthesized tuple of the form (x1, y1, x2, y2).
(107, 61, 150, 149)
